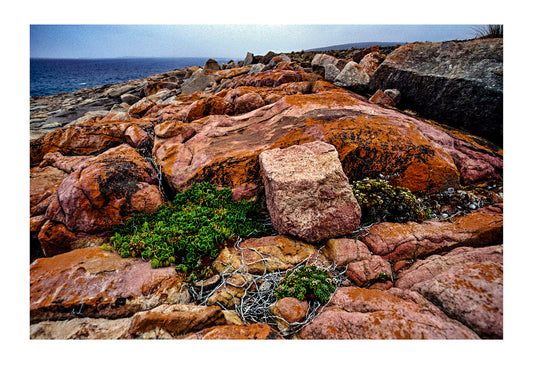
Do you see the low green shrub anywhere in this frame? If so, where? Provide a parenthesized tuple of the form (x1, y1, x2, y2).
(275, 265, 336, 304)
(110, 182, 271, 272)
(352, 178, 429, 224)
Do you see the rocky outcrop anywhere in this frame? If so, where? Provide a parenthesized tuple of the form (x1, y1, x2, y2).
(299, 287, 479, 339)
(395, 245, 503, 338)
(370, 39, 503, 145)
(38, 144, 163, 256)
(152, 88, 501, 201)
(346, 255, 392, 286)
(181, 323, 284, 339)
(369, 89, 398, 106)
(29, 46, 504, 340)
(259, 142, 361, 243)
(126, 303, 227, 339)
(212, 236, 318, 275)
(333, 61, 371, 90)
(362, 211, 503, 261)
(321, 238, 372, 267)
(181, 69, 216, 95)
(30, 317, 132, 339)
(30, 247, 190, 323)
(30, 122, 126, 165)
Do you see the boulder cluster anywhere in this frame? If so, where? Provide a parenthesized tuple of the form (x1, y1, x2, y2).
(30, 38, 503, 339)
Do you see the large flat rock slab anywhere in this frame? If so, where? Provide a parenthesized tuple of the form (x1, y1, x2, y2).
(30, 247, 190, 323)
(299, 287, 479, 339)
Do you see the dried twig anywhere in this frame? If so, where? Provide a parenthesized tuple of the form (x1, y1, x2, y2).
(188, 236, 348, 337)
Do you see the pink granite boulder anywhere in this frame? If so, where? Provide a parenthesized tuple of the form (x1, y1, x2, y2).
(259, 141, 361, 243)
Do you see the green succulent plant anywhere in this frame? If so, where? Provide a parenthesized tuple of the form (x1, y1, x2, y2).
(109, 182, 271, 273)
(275, 265, 336, 304)
(352, 178, 429, 224)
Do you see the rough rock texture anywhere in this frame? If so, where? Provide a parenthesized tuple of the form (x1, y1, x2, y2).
(30, 123, 126, 165)
(396, 245, 503, 338)
(259, 141, 361, 243)
(126, 304, 227, 339)
(38, 144, 163, 256)
(204, 58, 221, 71)
(30, 247, 190, 323)
(352, 45, 380, 63)
(271, 297, 309, 324)
(311, 53, 348, 71)
(299, 287, 479, 339)
(370, 39, 503, 145)
(361, 211, 503, 261)
(395, 244, 503, 289)
(216, 68, 315, 91)
(181, 69, 216, 95)
(359, 52, 386, 74)
(29, 53, 504, 340)
(346, 255, 392, 286)
(128, 97, 156, 118)
(153, 88, 501, 201)
(321, 238, 372, 267)
(30, 166, 67, 212)
(181, 323, 284, 339)
(248, 63, 265, 75)
(413, 261, 503, 339)
(182, 95, 231, 122)
(39, 151, 95, 174)
(205, 274, 254, 308)
(212, 235, 318, 275)
(369, 89, 397, 107)
(30, 317, 132, 339)
(333, 61, 370, 90)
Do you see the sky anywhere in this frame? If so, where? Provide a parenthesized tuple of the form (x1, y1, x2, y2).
(29, 24, 484, 60)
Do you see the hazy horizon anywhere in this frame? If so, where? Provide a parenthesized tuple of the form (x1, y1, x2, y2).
(30, 24, 482, 60)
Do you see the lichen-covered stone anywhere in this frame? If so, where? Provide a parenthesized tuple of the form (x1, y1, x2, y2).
(259, 141, 361, 243)
(39, 144, 163, 255)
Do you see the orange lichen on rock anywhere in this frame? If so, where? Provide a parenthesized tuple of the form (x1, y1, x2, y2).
(321, 116, 460, 193)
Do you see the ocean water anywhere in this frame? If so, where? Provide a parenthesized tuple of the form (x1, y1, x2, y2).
(30, 57, 236, 97)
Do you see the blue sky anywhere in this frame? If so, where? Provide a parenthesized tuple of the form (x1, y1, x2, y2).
(30, 24, 482, 59)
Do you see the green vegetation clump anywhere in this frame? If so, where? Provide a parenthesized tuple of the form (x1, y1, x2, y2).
(275, 265, 336, 304)
(352, 178, 429, 224)
(110, 182, 271, 272)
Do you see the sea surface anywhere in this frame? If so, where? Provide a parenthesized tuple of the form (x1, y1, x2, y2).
(30, 57, 236, 97)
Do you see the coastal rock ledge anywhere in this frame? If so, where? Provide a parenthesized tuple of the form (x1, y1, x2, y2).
(30, 39, 503, 339)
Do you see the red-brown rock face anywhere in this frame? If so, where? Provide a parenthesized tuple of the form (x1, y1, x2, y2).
(30, 123, 126, 166)
(259, 141, 361, 243)
(299, 287, 478, 339)
(395, 244, 503, 338)
(361, 211, 503, 261)
(153, 89, 498, 200)
(38, 144, 163, 255)
(30, 247, 189, 323)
